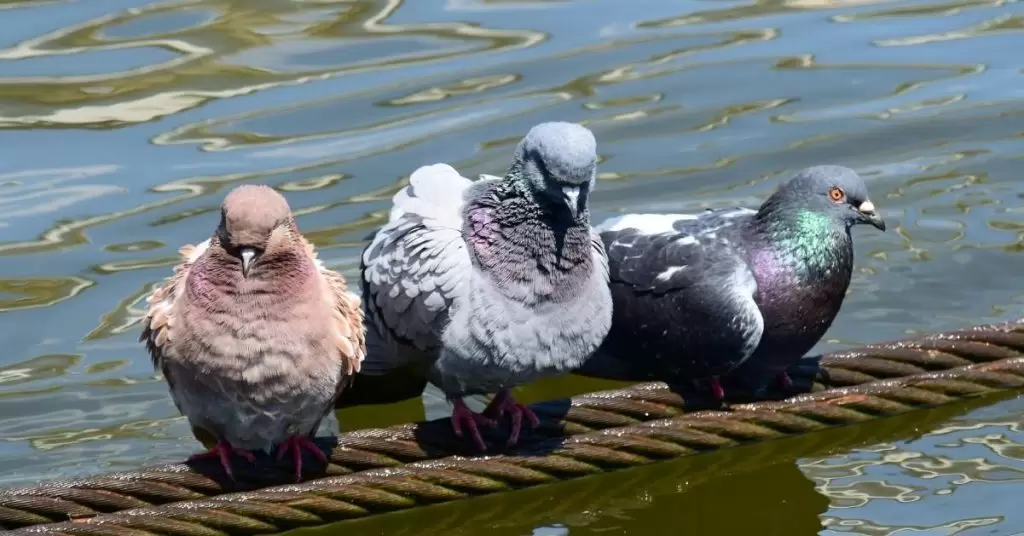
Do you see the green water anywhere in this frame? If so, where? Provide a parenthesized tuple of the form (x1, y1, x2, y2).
(1, 0, 1023, 534)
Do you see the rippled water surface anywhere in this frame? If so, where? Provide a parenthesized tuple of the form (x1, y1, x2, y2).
(1, 0, 1023, 533)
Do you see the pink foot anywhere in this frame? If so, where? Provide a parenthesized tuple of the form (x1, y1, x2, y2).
(709, 376, 725, 401)
(276, 435, 328, 482)
(483, 389, 540, 446)
(777, 372, 793, 390)
(450, 398, 497, 452)
(482, 389, 509, 419)
(188, 440, 256, 480)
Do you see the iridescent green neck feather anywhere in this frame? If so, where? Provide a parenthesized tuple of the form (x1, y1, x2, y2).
(764, 209, 849, 274)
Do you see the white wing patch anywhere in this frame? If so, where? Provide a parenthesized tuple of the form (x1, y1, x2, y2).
(655, 265, 687, 283)
(725, 264, 764, 362)
(596, 213, 698, 233)
(187, 238, 211, 262)
(387, 163, 471, 228)
(718, 207, 757, 219)
(698, 207, 757, 237)
(675, 236, 698, 246)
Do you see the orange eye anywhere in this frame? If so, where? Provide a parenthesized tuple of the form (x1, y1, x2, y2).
(828, 187, 845, 202)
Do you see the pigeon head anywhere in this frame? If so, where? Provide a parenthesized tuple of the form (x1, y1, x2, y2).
(512, 121, 597, 221)
(217, 184, 297, 278)
(763, 165, 885, 232)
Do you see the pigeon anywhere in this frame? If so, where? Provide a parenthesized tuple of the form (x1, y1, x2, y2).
(141, 184, 366, 481)
(594, 165, 885, 399)
(360, 121, 613, 451)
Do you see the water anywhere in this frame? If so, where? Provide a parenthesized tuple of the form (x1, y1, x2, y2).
(0, 0, 1022, 533)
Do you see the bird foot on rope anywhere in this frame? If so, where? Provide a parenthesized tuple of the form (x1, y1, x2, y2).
(687, 376, 727, 402)
(483, 389, 541, 446)
(276, 435, 328, 483)
(451, 398, 497, 452)
(188, 440, 255, 480)
(709, 376, 726, 400)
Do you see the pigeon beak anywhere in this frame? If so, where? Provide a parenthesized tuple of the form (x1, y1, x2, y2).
(562, 186, 580, 219)
(240, 248, 258, 278)
(857, 200, 886, 231)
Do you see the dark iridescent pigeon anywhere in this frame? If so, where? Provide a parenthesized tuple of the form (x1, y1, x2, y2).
(360, 122, 613, 451)
(594, 165, 885, 399)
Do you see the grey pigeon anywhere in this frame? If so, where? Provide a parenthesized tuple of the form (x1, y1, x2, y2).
(594, 165, 885, 399)
(141, 185, 366, 481)
(360, 122, 613, 450)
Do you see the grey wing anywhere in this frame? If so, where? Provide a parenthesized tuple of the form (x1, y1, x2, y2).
(360, 164, 475, 375)
(703, 253, 764, 363)
(600, 211, 764, 362)
(597, 207, 757, 292)
(590, 227, 610, 284)
(596, 207, 756, 237)
(687, 207, 757, 236)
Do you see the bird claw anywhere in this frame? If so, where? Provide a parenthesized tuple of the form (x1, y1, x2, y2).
(482, 391, 508, 420)
(484, 389, 540, 446)
(275, 435, 328, 483)
(450, 399, 496, 452)
(708, 376, 725, 401)
(188, 440, 255, 480)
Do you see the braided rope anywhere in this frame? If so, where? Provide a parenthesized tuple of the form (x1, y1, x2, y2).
(4, 321, 1024, 533)
(307, 390, 1018, 536)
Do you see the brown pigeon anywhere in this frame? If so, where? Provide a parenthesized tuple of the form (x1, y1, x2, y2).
(141, 184, 365, 481)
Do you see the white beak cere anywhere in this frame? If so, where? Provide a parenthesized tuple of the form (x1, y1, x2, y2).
(241, 248, 257, 277)
(858, 200, 875, 213)
(562, 186, 581, 218)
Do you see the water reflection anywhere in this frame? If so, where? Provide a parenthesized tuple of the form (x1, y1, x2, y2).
(812, 396, 1024, 534)
(0, 0, 1023, 533)
(293, 394, 1018, 535)
(0, 0, 544, 128)
(0, 275, 93, 310)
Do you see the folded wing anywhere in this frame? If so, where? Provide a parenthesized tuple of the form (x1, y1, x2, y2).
(360, 164, 476, 374)
(599, 209, 764, 367)
(139, 240, 210, 405)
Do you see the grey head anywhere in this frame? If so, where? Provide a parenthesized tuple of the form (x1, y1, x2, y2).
(760, 165, 886, 232)
(511, 121, 598, 221)
(216, 184, 297, 278)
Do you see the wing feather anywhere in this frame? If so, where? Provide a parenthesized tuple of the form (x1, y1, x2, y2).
(301, 235, 367, 378)
(359, 164, 477, 375)
(139, 240, 210, 396)
(598, 209, 764, 362)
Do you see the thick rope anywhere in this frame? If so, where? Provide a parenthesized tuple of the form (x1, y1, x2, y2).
(4, 321, 1024, 533)
(184, 391, 1015, 536)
